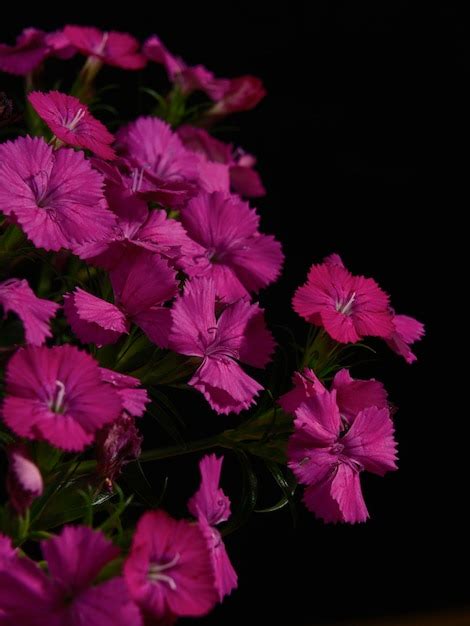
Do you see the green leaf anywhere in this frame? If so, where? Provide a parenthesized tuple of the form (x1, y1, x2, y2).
(256, 461, 298, 525)
(221, 449, 258, 536)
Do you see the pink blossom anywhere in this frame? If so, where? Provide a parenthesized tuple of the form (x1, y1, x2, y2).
(293, 254, 394, 343)
(169, 277, 274, 414)
(0, 527, 141, 626)
(0, 136, 115, 252)
(96, 414, 143, 485)
(208, 76, 267, 115)
(99, 368, 149, 417)
(44, 30, 76, 60)
(28, 91, 116, 160)
(63, 26, 145, 69)
(181, 191, 283, 302)
(178, 125, 265, 197)
(124, 510, 217, 623)
(0, 278, 58, 346)
(386, 313, 425, 363)
(280, 368, 388, 424)
(1, 345, 122, 452)
(288, 385, 397, 523)
(64, 251, 177, 348)
(143, 35, 228, 100)
(188, 455, 237, 600)
(6, 444, 43, 515)
(0, 28, 49, 76)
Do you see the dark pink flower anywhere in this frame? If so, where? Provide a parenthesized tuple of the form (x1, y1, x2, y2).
(64, 250, 178, 348)
(0, 278, 58, 346)
(124, 510, 217, 623)
(188, 455, 237, 600)
(280, 368, 388, 424)
(288, 385, 397, 523)
(181, 191, 283, 302)
(169, 277, 274, 414)
(0, 526, 141, 626)
(6, 444, 43, 515)
(386, 314, 425, 364)
(293, 254, 394, 343)
(0, 28, 48, 76)
(0, 136, 115, 252)
(28, 91, 116, 160)
(208, 76, 266, 116)
(63, 26, 145, 69)
(178, 125, 265, 198)
(45, 30, 76, 60)
(96, 414, 143, 485)
(99, 368, 149, 417)
(1, 345, 122, 452)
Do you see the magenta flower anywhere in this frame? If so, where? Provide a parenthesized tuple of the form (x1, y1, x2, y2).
(169, 277, 274, 414)
(45, 30, 77, 60)
(386, 313, 425, 363)
(124, 510, 218, 623)
(63, 25, 145, 69)
(99, 368, 149, 418)
(188, 455, 237, 600)
(2, 345, 122, 451)
(288, 383, 397, 523)
(6, 444, 43, 515)
(208, 76, 267, 115)
(64, 250, 177, 348)
(0, 28, 49, 75)
(280, 368, 388, 423)
(293, 254, 394, 343)
(0, 136, 115, 252)
(0, 278, 59, 346)
(0, 526, 141, 626)
(143, 35, 228, 100)
(178, 125, 266, 198)
(28, 91, 116, 160)
(181, 191, 283, 302)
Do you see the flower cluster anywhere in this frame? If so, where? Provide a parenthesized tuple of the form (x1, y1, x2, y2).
(0, 24, 423, 625)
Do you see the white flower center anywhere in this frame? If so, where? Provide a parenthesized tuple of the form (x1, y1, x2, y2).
(147, 553, 180, 590)
(335, 291, 356, 315)
(49, 380, 66, 414)
(63, 108, 86, 131)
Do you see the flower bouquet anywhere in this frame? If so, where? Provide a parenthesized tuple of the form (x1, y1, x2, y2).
(0, 25, 424, 625)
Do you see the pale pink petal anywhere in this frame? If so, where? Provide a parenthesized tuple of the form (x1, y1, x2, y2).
(6, 444, 44, 514)
(0, 278, 58, 346)
(331, 368, 388, 422)
(342, 406, 398, 476)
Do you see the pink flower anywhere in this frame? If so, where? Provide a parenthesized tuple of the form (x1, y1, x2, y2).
(293, 254, 394, 343)
(169, 277, 274, 414)
(64, 250, 177, 348)
(0, 28, 49, 76)
(0, 527, 141, 626)
(178, 125, 265, 198)
(280, 368, 388, 423)
(181, 191, 283, 302)
(386, 314, 425, 364)
(28, 91, 116, 160)
(96, 414, 143, 485)
(63, 26, 145, 69)
(143, 35, 228, 100)
(0, 136, 115, 252)
(99, 368, 149, 417)
(208, 76, 266, 116)
(288, 384, 397, 523)
(45, 30, 76, 60)
(124, 510, 218, 623)
(1, 345, 122, 452)
(0, 278, 58, 346)
(6, 444, 43, 515)
(188, 455, 237, 600)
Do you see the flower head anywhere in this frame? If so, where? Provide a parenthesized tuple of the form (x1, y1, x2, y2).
(208, 76, 266, 115)
(28, 91, 116, 160)
(169, 277, 274, 414)
(124, 510, 217, 623)
(386, 313, 425, 364)
(6, 444, 43, 515)
(2, 345, 122, 451)
(181, 191, 283, 302)
(0, 28, 48, 75)
(188, 455, 237, 600)
(0, 527, 141, 626)
(0, 136, 115, 251)
(288, 382, 397, 523)
(0, 278, 59, 346)
(63, 26, 145, 69)
(293, 254, 394, 343)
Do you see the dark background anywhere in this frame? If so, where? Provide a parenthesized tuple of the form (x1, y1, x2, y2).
(0, 3, 464, 624)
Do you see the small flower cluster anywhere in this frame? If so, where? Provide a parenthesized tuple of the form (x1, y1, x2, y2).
(0, 25, 423, 625)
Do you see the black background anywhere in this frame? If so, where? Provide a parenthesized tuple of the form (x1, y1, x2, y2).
(0, 3, 464, 624)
